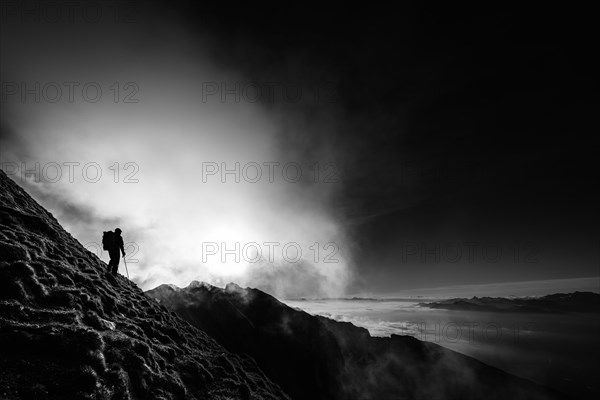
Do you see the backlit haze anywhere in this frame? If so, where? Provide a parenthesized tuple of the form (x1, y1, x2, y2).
(0, 4, 351, 297)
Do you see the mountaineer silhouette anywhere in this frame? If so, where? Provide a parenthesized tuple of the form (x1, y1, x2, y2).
(102, 228, 125, 276)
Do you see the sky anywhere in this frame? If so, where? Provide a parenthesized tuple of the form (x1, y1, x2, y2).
(1, 1, 598, 297)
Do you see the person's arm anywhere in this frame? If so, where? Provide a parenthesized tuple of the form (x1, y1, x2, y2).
(119, 237, 125, 256)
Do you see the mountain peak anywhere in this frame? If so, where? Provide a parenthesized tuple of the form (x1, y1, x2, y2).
(187, 280, 213, 289)
(225, 282, 244, 292)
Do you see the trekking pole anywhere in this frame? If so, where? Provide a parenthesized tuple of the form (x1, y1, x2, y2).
(123, 256, 130, 280)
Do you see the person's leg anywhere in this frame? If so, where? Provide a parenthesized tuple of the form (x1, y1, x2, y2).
(107, 258, 114, 273)
(110, 251, 120, 276)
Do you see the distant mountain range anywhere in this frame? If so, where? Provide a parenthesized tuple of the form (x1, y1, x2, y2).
(419, 292, 600, 313)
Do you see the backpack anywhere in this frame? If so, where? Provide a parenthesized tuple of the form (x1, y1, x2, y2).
(102, 231, 115, 250)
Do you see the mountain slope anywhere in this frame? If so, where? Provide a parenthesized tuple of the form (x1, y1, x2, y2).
(148, 282, 343, 400)
(147, 282, 567, 400)
(0, 170, 289, 400)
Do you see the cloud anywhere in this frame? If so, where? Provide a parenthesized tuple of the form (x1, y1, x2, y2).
(0, 2, 353, 296)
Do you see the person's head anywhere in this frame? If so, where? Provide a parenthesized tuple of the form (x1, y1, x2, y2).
(115, 228, 122, 235)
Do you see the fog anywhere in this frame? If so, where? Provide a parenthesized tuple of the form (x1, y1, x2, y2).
(0, 2, 352, 296)
(286, 298, 600, 398)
